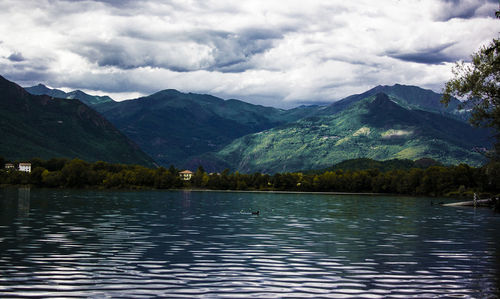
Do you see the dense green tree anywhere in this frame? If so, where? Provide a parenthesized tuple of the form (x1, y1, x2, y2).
(216, 169, 233, 190)
(278, 173, 296, 190)
(93, 161, 124, 173)
(154, 168, 165, 188)
(168, 165, 178, 175)
(0, 157, 498, 198)
(313, 171, 336, 191)
(481, 162, 500, 192)
(207, 173, 222, 189)
(135, 167, 155, 186)
(29, 158, 44, 169)
(103, 172, 124, 188)
(29, 167, 46, 186)
(62, 159, 90, 187)
(41, 170, 64, 187)
(451, 164, 475, 188)
(235, 172, 249, 190)
(2, 170, 24, 185)
(407, 168, 424, 195)
(45, 158, 69, 171)
(371, 173, 390, 193)
(191, 166, 206, 187)
(443, 38, 500, 159)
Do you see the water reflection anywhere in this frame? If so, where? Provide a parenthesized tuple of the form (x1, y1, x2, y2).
(18, 187, 30, 217)
(0, 190, 498, 298)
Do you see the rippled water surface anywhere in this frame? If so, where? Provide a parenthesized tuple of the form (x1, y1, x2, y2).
(0, 188, 499, 298)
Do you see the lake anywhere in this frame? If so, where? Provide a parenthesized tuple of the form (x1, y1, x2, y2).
(0, 188, 499, 298)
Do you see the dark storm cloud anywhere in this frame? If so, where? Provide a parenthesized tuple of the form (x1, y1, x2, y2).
(58, 0, 140, 9)
(74, 26, 287, 73)
(54, 0, 185, 19)
(435, 0, 498, 21)
(57, 73, 139, 93)
(190, 27, 292, 71)
(205, 28, 283, 72)
(0, 61, 53, 85)
(386, 43, 459, 65)
(1, 0, 498, 106)
(7, 52, 25, 62)
(72, 41, 172, 70)
(5, 70, 51, 83)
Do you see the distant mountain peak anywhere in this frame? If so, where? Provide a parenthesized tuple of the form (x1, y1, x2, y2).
(30, 83, 61, 92)
(370, 83, 431, 93)
(25, 84, 114, 106)
(367, 92, 407, 116)
(322, 83, 463, 120)
(153, 89, 181, 96)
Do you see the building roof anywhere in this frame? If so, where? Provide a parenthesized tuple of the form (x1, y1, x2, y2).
(19, 162, 31, 166)
(179, 170, 193, 174)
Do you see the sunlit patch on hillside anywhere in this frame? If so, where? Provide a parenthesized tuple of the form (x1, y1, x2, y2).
(353, 127, 371, 136)
(335, 136, 351, 146)
(395, 146, 426, 159)
(381, 129, 413, 139)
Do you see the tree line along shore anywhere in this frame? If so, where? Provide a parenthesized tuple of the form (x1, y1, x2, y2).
(1, 157, 499, 200)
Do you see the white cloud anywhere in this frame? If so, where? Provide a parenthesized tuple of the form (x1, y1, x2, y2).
(0, 0, 497, 108)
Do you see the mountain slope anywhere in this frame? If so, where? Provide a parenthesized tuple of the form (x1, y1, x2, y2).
(319, 84, 464, 119)
(0, 76, 154, 166)
(212, 93, 491, 173)
(25, 84, 114, 106)
(95, 89, 320, 168)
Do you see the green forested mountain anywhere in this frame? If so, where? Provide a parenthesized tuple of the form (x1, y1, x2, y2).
(25, 84, 114, 106)
(94, 89, 320, 168)
(319, 84, 464, 118)
(0, 76, 154, 166)
(16, 80, 492, 173)
(212, 93, 491, 173)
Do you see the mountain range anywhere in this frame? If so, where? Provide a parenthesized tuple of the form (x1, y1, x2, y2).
(25, 84, 114, 107)
(91, 90, 319, 169)
(0, 76, 154, 166)
(211, 92, 490, 173)
(317, 84, 464, 118)
(18, 79, 494, 173)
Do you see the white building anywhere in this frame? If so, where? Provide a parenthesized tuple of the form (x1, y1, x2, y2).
(18, 163, 31, 173)
(179, 170, 193, 180)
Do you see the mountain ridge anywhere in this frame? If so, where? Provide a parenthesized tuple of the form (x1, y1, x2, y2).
(17, 79, 491, 173)
(318, 84, 464, 119)
(93, 89, 320, 168)
(25, 83, 114, 106)
(210, 92, 491, 173)
(0, 75, 154, 166)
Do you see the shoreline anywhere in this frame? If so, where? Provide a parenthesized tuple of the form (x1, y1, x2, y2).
(0, 184, 474, 199)
(175, 188, 403, 197)
(0, 185, 403, 196)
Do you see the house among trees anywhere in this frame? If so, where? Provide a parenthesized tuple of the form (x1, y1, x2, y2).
(179, 170, 193, 180)
(18, 163, 31, 173)
(3, 162, 31, 172)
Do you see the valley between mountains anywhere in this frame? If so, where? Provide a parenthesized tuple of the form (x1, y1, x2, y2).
(1, 74, 492, 173)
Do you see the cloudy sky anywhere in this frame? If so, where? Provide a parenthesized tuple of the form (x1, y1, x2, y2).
(0, 0, 498, 108)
